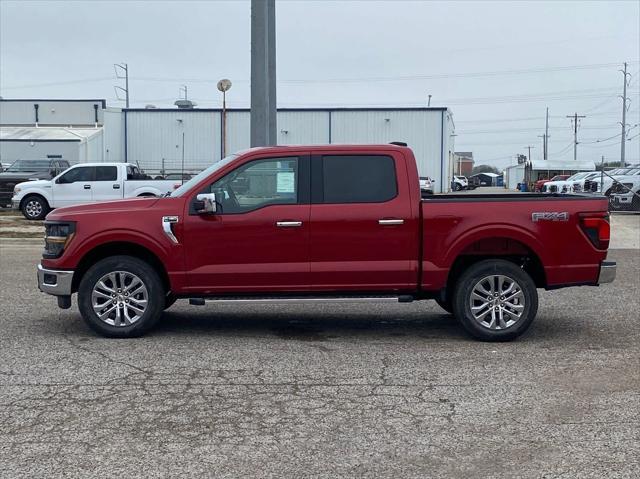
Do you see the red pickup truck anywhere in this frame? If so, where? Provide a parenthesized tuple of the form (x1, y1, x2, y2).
(38, 144, 615, 341)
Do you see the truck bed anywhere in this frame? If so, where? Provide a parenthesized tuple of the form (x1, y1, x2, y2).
(420, 193, 609, 291)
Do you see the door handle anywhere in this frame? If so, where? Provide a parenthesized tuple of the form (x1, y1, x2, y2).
(276, 221, 303, 228)
(378, 218, 404, 225)
(113, 184, 121, 189)
(84, 185, 91, 190)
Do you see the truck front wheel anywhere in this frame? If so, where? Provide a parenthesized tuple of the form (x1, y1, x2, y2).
(452, 259, 538, 341)
(77, 255, 165, 338)
(21, 195, 49, 220)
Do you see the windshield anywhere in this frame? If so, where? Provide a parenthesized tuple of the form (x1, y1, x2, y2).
(6, 160, 51, 172)
(567, 172, 589, 181)
(170, 154, 238, 197)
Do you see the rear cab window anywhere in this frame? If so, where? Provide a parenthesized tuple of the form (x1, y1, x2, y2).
(95, 166, 118, 181)
(318, 155, 397, 203)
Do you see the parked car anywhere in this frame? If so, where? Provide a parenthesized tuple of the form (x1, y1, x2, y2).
(36, 144, 615, 342)
(534, 175, 569, 192)
(452, 175, 468, 191)
(419, 176, 434, 195)
(0, 159, 70, 207)
(541, 171, 599, 194)
(583, 166, 640, 196)
(609, 176, 640, 211)
(12, 163, 180, 220)
(163, 173, 194, 181)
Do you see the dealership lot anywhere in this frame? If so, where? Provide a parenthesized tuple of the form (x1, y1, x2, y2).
(0, 236, 638, 477)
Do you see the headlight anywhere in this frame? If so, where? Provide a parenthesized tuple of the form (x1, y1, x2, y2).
(43, 221, 76, 259)
(13, 186, 21, 194)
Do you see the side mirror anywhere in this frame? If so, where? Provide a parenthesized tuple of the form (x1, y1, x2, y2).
(56, 176, 67, 184)
(195, 193, 217, 214)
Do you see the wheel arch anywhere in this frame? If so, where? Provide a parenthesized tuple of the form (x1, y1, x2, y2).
(20, 192, 51, 210)
(443, 233, 547, 299)
(71, 241, 171, 294)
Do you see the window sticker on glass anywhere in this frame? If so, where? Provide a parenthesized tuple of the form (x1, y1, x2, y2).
(276, 172, 295, 193)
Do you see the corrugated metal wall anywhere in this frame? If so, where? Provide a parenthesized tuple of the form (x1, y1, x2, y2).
(126, 110, 221, 172)
(330, 110, 444, 189)
(121, 108, 453, 191)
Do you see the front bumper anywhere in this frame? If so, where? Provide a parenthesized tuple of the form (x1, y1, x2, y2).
(37, 264, 74, 296)
(598, 261, 616, 284)
(11, 199, 20, 210)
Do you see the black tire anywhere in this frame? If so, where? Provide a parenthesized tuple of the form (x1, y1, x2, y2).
(454, 183, 462, 191)
(435, 297, 454, 314)
(78, 255, 165, 338)
(21, 195, 49, 220)
(632, 195, 640, 212)
(452, 259, 538, 341)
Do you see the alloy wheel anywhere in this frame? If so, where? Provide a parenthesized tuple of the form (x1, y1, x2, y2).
(91, 271, 149, 326)
(469, 274, 525, 330)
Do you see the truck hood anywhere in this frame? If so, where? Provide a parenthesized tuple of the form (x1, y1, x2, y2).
(15, 179, 51, 189)
(0, 172, 50, 181)
(47, 197, 161, 220)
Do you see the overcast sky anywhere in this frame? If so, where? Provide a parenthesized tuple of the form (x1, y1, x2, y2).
(1, 0, 639, 169)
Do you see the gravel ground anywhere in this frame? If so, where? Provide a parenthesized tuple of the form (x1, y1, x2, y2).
(0, 243, 638, 478)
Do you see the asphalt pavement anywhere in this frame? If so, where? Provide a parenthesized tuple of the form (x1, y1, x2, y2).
(0, 243, 638, 478)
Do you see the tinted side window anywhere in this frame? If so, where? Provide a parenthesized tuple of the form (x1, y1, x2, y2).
(60, 166, 93, 183)
(204, 157, 299, 214)
(95, 166, 117, 181)
(322, 155, 397, 203)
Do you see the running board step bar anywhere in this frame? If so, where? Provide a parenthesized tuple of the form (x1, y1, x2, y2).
(189, 295, 414, 306)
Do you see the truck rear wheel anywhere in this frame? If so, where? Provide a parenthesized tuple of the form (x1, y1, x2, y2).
(21, 195, 49, 220)
(452, 259, 538, 341)
(78, 255, 165, 338)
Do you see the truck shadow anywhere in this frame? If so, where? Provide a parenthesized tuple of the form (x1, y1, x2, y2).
(153, 306, 471, 342)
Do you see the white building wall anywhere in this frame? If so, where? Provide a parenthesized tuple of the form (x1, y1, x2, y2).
(225, 111, 250, 155)
(277, 111, 330, 145)
(126, 110, 221, 172)
(103, 108, 125, 163)
(0, 141, 80, 164)
(505, 164, 525, 190)
(0, 100, 104, 125)
(120, 108, 453, 189)
(330, 109, 446, 192)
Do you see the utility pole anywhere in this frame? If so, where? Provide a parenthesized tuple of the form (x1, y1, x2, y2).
(525, 145, 535, 185)
(114, 63, 130, 108)
(250, 0, 277, 147)
(620, 62, 631, 167)
(544, 107, 549, 160)
(566, 112, 586, 161)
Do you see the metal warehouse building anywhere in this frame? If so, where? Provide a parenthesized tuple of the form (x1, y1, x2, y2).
(1, 100, 456, 193)
(115, 107, 455, 193)
(0, 99, 105, 165)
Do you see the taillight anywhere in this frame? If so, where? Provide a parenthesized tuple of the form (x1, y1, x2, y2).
(579, 213, 610, 250)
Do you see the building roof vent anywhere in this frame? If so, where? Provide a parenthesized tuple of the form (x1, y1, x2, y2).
(145, 104, 157, 109)
(174, 99, 197, 109)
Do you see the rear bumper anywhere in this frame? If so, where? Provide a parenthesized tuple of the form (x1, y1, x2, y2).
(598, 261, 616, 284)
(37, 264, 74, 296)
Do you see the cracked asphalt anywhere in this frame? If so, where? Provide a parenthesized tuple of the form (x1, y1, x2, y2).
(0, 244, 638, 478)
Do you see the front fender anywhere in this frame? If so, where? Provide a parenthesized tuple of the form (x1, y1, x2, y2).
(60, 228, 173, 269)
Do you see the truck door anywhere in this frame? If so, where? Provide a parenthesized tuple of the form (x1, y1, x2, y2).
(92, 165, 122, 202)
(52, 165, 94, 207)
(183, 154, 311, 292)
(309, 153, 418, 291)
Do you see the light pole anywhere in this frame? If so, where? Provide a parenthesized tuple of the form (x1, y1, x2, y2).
(217, 79, 232, 158)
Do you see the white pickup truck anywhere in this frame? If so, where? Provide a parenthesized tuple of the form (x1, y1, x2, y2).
(12, 163, 180, 220)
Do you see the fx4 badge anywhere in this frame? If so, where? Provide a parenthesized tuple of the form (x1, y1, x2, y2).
(531, 212, 569, 222)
